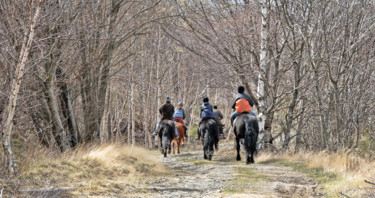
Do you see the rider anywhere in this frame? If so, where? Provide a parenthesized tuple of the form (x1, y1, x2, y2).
(195, 97, 216, 140)
(213, 105, 224, 136)
(173, 102, 188, 138)
(154, 97, 178, 138)
(173, 102, 186, 124)
(230, 85, 256, 126)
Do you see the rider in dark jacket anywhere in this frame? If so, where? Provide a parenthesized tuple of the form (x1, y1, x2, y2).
(159, 98, 175, 120)
(213, 106, 224, 136)
(196, 97, 216, 140)
(154, 97, 178, 137)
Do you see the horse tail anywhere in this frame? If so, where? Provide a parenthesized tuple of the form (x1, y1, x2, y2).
(245, 120, 257, 153)
(161, 124, 172, 151)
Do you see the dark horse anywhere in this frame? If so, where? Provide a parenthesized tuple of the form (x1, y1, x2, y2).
(199, 119, 219, 160)
(233, 113, 259, 164)
(158, 120, 175, 157)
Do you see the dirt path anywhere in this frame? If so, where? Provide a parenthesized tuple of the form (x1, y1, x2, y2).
(125, 144, 324, 198)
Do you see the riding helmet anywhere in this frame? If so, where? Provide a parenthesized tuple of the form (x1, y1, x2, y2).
(238, 85, 245, 93)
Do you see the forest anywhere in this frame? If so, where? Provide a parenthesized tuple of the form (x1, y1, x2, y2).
(0, 1, 374, 195)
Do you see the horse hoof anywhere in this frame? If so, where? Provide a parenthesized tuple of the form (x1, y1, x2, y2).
(164, 152, 167, 157)
(208, 155, 212, 161)
(204, 155, 207, 159)
(236, 156, 241, 161)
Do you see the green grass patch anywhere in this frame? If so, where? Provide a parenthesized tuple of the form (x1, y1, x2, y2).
(276, 161, 337, 184)
(223, 166, 268, 194)
(179, 158, 214, 166)
(188, 124, 198, 138)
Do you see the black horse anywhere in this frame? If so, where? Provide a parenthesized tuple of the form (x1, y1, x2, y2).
(199, 119, 219, 160)
(233, 113, 259, 164)
(158, 120, 174, 157)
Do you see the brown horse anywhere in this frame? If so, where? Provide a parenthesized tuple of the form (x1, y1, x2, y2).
(171, 122, 186, 154)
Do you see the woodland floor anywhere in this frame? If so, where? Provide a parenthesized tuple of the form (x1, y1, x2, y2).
(13, 142, 342, 198)
(122, 143, 324, 198)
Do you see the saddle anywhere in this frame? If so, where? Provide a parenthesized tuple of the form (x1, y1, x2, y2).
(161, 119, 173, 125)
(233, 112, 250, 126)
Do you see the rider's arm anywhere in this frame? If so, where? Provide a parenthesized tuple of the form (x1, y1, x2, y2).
(244, 94, 254, 107)
(218, 111, 224, 120)
(231, 97, 237, 109)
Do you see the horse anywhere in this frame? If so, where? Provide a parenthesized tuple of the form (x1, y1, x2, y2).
(171, 122, 186, 154)
(233, 113, 259, 164)
(199, 119, 219, 160)
(158, 120, 175, 157)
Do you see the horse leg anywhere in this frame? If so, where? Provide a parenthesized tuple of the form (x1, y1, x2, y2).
(168, 141, 172, 154)
(172, 140, 175, 154)
(177, 140, 180, 154)
(246, 152, 251, 164)
(236, 136, 241, 161)
(160, 137, 164, 154)
(250, 149, 255, 163)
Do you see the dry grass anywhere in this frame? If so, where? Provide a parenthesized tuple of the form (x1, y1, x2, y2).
(257, 151, 375, 197)
(6, 144, 167, 197)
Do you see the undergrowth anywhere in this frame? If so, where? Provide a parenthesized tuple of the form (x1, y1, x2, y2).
(1, 144, 167, 197)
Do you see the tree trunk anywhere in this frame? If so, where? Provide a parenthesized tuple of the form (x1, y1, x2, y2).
(313, 64, 328, 149)
(56, 67, 80, 147)
(130, 63, 136, 147)
(1, 0, 42, 177)
(257, 0, 271, 150)
(295, 98, 306, 153)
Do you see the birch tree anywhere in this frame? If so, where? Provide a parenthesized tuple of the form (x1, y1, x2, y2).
(1, 0, 43, 177)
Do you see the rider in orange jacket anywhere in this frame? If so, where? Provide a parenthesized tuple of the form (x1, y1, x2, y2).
(230, 86, 256, 126)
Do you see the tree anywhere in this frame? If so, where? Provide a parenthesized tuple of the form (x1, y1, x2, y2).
(1, 0, 43, 177)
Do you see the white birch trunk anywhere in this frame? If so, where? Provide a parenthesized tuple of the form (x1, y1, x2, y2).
(1, 0, 42, 177)
(257, 0, 268, 132)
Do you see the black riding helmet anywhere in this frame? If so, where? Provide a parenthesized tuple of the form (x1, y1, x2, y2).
(238, 86, 245, 93)
(203, 97, 209, 102)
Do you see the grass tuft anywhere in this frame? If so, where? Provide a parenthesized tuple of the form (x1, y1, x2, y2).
(10, 144, 167, 197)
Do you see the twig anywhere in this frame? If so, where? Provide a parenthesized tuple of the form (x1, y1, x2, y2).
(339, 191, 352, 198)
(365, 179, 375, 185)
(0, 184, 4, 198)
(21, 187, 77, 193)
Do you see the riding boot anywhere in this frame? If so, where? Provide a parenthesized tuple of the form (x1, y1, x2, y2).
(195, 122, 201, 140)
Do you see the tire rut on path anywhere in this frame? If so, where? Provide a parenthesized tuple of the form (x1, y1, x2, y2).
(126, 147, 324, 198)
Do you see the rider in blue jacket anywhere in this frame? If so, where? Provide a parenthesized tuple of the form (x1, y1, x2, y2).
(196, 97, 215, 140)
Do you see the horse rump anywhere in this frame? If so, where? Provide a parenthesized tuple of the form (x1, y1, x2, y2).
(234, 113, 259, 164)
(158, 121, 174, 157)
(201, 119, 219, 160)
(171, 122, 185, 154)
